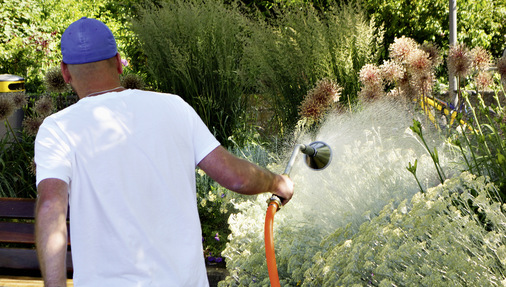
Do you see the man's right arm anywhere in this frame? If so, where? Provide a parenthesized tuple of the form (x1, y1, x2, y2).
(197, 146, 294, 205)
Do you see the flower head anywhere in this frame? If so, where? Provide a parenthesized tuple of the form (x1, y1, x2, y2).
(420, 42, 442, 68)
(475, 71, 493, 92)
(44, 67, 68, 93)
(406, 49, 432, 79)
(121, 74, 145, 90)
(380, 60, 405, 85)
(22, 116, 44, 136)
(358, 64, 384, 101)
(0, 96, 15, 121)
(412, 72, 435, 97)
(11, 92, 27, 109)
(471, 47, 491, 72)
(35, 96, 54, 117)
(299, 78, 342, 120)
(447, 44, 472, 78)
(389, 36, 418, 63)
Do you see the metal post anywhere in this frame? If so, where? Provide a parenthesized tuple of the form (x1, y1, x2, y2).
(449, 0, 458, 107)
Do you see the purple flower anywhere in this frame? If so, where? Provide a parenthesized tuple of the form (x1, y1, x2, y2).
(208, 256, 215, 262)
(215, 257, 223, 263)
(221, 193, 225, 198)
(121, 59, 129, 67)
(214, 233, 220, 241)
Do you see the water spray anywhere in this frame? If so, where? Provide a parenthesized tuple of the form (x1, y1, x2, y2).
(265, 141, 332, 286)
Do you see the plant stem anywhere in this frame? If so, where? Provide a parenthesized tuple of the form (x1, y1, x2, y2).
(5, 118, 31, 164)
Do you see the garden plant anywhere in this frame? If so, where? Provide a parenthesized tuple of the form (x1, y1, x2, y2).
(1, 0, 506, 284)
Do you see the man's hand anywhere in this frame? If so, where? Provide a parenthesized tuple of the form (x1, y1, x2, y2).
(272, 174, 294, 206)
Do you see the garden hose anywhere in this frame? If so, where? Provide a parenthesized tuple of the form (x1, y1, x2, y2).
(265, 195, 282, 287)
(264, 141, 332, 286)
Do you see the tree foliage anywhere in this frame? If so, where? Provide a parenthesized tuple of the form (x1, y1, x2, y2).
(361, 0, 506, 59)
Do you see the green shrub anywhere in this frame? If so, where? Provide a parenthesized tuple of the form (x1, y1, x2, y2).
(0, 0, 141, 93)
(362, 0, 506, 60)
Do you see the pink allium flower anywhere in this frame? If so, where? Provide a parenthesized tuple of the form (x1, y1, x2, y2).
(471, 47, 491, 72)
(299, 78, 342, 120)
(389, 36, 418, 63)
(420, 42, 442, 68)
(406, 49, 432, 79)
(359, 64, 382, 87)
(358, 64, 384, 101)
(380, 60, 405, 85)
(447, 44, 472, 78)
(412, 72, 435, 97)
(475, 71, 493, 92)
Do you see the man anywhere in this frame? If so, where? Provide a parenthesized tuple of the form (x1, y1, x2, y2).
(35, 17, 293, 287)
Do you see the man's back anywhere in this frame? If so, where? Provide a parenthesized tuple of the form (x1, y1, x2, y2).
(35, 89, 219, 286)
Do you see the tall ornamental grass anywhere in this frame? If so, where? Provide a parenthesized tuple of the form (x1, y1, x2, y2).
(133, 0, 381, 141)
(132, 0, 249, 145)
(242, 3, 382, 134)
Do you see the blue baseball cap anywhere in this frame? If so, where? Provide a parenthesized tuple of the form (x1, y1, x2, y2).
(61, 17, 117, 64)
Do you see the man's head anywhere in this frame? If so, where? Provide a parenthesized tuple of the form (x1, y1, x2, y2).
(61, 17, 117, 65)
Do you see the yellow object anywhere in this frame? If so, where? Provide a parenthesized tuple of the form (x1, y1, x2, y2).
(0, 74, 25, 93)
(418, 96, 472, 131)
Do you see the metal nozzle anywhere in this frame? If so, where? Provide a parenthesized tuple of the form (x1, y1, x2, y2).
(302, 141, 332, 170)
(283, 141, 332, 175)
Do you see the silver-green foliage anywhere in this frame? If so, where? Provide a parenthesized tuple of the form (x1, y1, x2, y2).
(304, 172, 506, 286)
(221, 171, 506, 286)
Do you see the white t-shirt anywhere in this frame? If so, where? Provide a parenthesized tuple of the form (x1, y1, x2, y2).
(35, 89, 220, 287)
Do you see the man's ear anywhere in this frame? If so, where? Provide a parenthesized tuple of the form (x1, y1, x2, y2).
(60, 61, 72, 84)
(115, 53, 123, 75)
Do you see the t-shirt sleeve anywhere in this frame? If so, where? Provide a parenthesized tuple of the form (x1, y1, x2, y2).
(34, 117, 73, 186)
(186, 103, 220, 165)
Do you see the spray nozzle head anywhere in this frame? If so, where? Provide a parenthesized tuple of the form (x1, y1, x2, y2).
(301, 141, 332, 170)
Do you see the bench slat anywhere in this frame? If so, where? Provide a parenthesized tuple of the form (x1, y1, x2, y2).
(0, 222, 71, 245)
(0, 198, 36, 219)
(0, 222, 35, 244)
(0, 248, 73, 270)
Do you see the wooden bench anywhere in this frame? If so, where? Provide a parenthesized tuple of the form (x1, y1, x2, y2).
(0, 197, 73, 278)
(0, 198, 227, 285)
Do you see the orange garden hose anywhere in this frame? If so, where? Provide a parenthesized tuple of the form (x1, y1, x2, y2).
(265, 197, 281, 287)
(263, 142, 331, 286)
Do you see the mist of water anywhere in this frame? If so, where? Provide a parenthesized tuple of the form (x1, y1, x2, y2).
(282, 98, 463, 234)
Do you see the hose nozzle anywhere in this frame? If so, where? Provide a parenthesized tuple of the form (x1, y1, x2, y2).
(284, 141, 332, 175)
